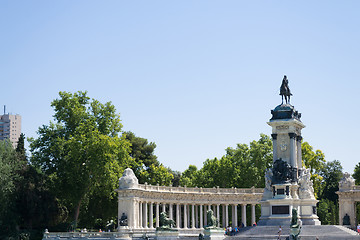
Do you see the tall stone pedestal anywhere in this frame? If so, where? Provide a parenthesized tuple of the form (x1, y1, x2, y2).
(259, 98, 321, 226)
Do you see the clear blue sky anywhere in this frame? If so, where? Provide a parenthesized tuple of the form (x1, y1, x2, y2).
(1, 1, 359, 173)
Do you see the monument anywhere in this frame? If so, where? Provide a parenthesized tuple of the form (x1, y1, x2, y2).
(258, 75, 321, 226)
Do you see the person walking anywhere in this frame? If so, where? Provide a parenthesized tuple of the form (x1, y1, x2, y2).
(277, 225, 282, 240)
(357, 223, 360, 235)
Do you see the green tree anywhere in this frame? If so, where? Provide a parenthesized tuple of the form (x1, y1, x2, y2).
(16, 133, 27, 163)
(185, 134, 272, 189)
(29, 91, 132, 226)
(124, 131, 173, 186)
(179, 165, 198, 187)
(319, 160, 343, 202)
(0, 140, 20, 238)
(353, 162, 360, 185)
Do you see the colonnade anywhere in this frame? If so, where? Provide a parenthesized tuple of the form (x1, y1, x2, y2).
(136, 202, 257, 229)
(117, 168, 263, 232)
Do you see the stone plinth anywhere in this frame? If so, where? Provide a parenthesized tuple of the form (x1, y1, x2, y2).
(203, 228, 225, 240)
(155, 230, 179, 240)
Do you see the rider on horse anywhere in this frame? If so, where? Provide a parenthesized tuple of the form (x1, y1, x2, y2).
(280, 75, 292, 104)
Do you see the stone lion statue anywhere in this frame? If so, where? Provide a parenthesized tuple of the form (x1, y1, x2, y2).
(157, 212, 175, 231)
(205, 209, 219, 229)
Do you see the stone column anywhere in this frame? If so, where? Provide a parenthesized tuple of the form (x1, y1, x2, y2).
(192, 204, 195, 229)
(149, 202, 154, 229)
(200, 204, 204, 228)
(169, 203, 173, 220)
(176, 203, 180, 229)
(162, 204, 166, 213)
(195, 205, 199, 228)
(216, 204, 220, 227)
(289, 133, 297, 168)
(144, 202, 148, 228)
(139, 201, 143, 228)
(187, 204, 191, 227)
(156, 203, 160, 228)
(231, 205, 235, 227)
(242, 204, 247, 227)
(225, 204, 229, 227)
(184, 204, 188, 229)
(234, 204, 238, 227)
(296, 136, 303, 168)
(204, 205, 208, 226)
(222, 205, 226, 228)
(251, 204, 256, 225)
(272, 134, 278, 161)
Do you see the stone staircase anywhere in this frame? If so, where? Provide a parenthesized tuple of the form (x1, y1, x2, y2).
(227, 225, 359, 240)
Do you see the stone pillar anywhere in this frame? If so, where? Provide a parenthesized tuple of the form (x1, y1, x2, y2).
(204, 205, 208, 226)
(200, 204, 204, 228)
(149, 202, 154, 229)
(176, 203, 180, 229)
(289, 133, 297, 168)
(216, 204, 220, 227)
(296, 136, 303, 168)
(144, 202, 148, 228)
(184, 204, 188, 229)
(195, 205, 199, 228)
(169, 203, 173, 220)
(222, 205, 226, 228)
(139, 201, 143, 228)
(234, 204, 238, 227)
(272, 134, 278, 161)
(187, 204, 191, 227)
(156, 203, 160, 228)
(251, 204, 256, 225)
(225, 204, 229, 227)
(192, 204, 195, 229)
(231, 205, 235, 227)
(242, 204, 247, 227)
(162, 204, 166, 213)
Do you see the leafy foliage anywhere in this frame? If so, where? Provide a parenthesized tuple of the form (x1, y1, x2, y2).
(124, 131, 173, 186)
(0, 140, 19, 238)
(29, 91, 132, 225)
(179, 134, 273, 188)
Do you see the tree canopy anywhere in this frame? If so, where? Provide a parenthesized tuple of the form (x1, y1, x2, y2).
(29, 91, 132, 225)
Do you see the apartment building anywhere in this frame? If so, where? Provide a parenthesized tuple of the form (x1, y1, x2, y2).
(0, 113, 22, 148)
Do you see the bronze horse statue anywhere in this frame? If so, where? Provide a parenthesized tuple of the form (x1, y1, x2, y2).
(280, 75, 292, 104)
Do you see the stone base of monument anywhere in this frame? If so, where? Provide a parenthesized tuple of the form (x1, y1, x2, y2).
(203, 228, 225, 240)
(258, 192, 320, 226)
(155, 230, 179, 240)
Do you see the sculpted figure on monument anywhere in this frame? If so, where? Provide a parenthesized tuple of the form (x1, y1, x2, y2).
(272, 159, 292, 184)
(280, 75, 292, 104)
(265, 168, 273, 191)
(298, 168, 315, 199)
(339, 172, 355, 190)
(157, 212, 176, 230)
(290, 208, 302, 240)
(119, 168, 139, 189)
(205, 209, 219, 229)
(119, 213, 128, 226)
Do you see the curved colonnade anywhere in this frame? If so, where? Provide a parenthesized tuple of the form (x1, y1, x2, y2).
(117, 169, 264, 233)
